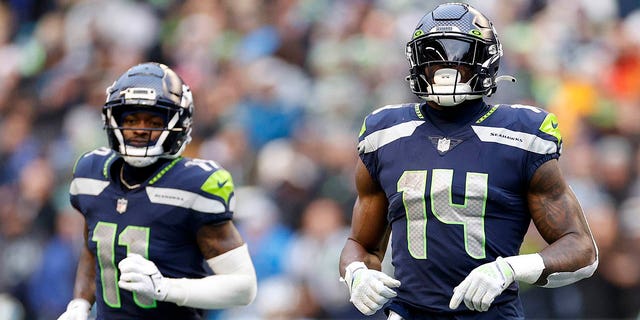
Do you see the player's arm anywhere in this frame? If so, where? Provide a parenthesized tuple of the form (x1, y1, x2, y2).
(340, 158, 390, 273)
(450, 159, 598, 312)
(521, 159, 598, 285)
(338, 158, 400, 315)
(118, 220, 257, 309)
(58, 220, 95, 320)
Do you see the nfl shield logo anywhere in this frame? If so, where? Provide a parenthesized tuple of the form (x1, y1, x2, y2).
(116, 198, 128, 214)
(437, 138, 451, 153)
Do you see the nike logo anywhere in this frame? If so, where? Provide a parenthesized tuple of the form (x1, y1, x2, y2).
(217, 179, 229, 188)
(551, 121, 558, 129)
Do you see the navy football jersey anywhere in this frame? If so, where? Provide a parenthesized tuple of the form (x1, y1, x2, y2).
(357, 102, 562, 313)
(69, 147, 235, 320)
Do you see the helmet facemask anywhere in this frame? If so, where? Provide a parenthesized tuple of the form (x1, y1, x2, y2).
(407, 34, 501, 106)
(104, 104, 189, 167)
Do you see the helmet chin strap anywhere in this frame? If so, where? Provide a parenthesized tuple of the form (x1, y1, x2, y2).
(423, 68, 481, 107)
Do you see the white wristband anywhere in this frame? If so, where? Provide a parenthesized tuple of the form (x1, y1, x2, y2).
(503, 253, 545, 284)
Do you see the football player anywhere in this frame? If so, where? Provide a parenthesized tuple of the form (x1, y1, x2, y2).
(58, 62, 257, 319)
(339, 3, 598, 319)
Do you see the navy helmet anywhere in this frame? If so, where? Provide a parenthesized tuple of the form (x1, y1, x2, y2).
(103, 62, 193, 167)
(406, 3, 514, 106)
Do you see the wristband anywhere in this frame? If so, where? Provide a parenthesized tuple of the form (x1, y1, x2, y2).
(503, 253, 545, 284)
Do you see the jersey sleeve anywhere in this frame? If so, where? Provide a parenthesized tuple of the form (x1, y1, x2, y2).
(357, 113, 381, 183)
(524, 110, 563, 182)
(357, 104, 419, 184)
(69, 147, 115, 214)
(188, 167, 235, 230)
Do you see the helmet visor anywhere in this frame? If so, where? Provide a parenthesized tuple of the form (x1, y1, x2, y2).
(411, 36, 487, 66)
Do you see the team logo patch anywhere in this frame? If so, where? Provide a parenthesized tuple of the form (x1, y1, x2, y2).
(116, 198, 128, 214)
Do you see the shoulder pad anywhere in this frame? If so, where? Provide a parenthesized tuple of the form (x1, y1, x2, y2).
(201, 168, 234, 205)
(472, 104, 562, 155)
(359, 103, 423, 138)
(164, 158, 235, 205)
(358, 103, 424, 154)
(73, 147, 117, 179)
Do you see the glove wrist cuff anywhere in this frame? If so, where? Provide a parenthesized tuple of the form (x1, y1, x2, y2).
(342, 261, 367, 293)
(164, 278, 187, 305)
(68, 298, 91, 310)
(503, 253, 545, 284)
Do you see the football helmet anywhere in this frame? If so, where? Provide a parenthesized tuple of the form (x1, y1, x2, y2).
(103, 62, 193, 167)
(406, 3, 514, 106)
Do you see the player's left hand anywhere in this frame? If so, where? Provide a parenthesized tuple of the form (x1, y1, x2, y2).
(118, 253, 169, 301)
(449, 257, 514, 312)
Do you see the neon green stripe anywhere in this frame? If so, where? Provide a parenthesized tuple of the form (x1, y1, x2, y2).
(475, 105, 499, 124)
(103, 153, 117, 178)
(149, 157, 182, 185)
(539, 113, 562, 143)
(358, 117, 367, 138)
(414, 103, 424, 119)
(72, 155, 83, 175)
(201, 169, 234, 204)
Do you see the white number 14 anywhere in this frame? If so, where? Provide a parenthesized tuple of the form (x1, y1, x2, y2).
(397, 169, 488, 260)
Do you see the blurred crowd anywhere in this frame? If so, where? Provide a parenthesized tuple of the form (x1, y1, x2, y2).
(1, 0, 640, 319)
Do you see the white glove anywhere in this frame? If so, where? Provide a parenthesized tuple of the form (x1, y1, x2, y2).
(449, 257, 514, 312)
(342, 261, 401, 315)
(57, 298, 91, 320)
(118, 253, 169, 301)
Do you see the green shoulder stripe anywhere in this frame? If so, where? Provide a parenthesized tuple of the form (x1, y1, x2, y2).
(149, 157, 182, 185)
(201, 169, 234, 204)
(103, 152, 117, 178)
(72, 154, 83, 175)
(358, 116, 368, 138)
(539, 113, 562, 143)
(475, 105, 499, 124)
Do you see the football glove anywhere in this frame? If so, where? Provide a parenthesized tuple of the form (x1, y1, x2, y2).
(118, 253, 169, 301)
(449, 257, 514, 312)
(57, 298, 91, 320)
(341, 261, 401, 315)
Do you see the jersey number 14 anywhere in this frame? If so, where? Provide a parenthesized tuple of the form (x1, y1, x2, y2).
(398, 169, 488, 260)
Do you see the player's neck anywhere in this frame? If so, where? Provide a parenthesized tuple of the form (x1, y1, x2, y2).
(423, 99, 487, 124)
(119, 159, 169, 189)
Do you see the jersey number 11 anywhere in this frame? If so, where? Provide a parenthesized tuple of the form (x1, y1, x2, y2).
(92, 222, 155, 309)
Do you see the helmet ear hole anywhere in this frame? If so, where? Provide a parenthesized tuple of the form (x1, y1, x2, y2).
(103, 62, 194, 165)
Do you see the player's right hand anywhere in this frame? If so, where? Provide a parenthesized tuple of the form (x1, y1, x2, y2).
(449, 257, 514, 312)
(57, 298, 91, 320)
(342, 261, 401, 315)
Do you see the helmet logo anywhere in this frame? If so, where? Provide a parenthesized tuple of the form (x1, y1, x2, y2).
(470, 29, 482, 37)
(413, 30, 425, 39)
(118, 87, 158, 107)
(428, 26, 462, 33)
(121, 87, 157, 102)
